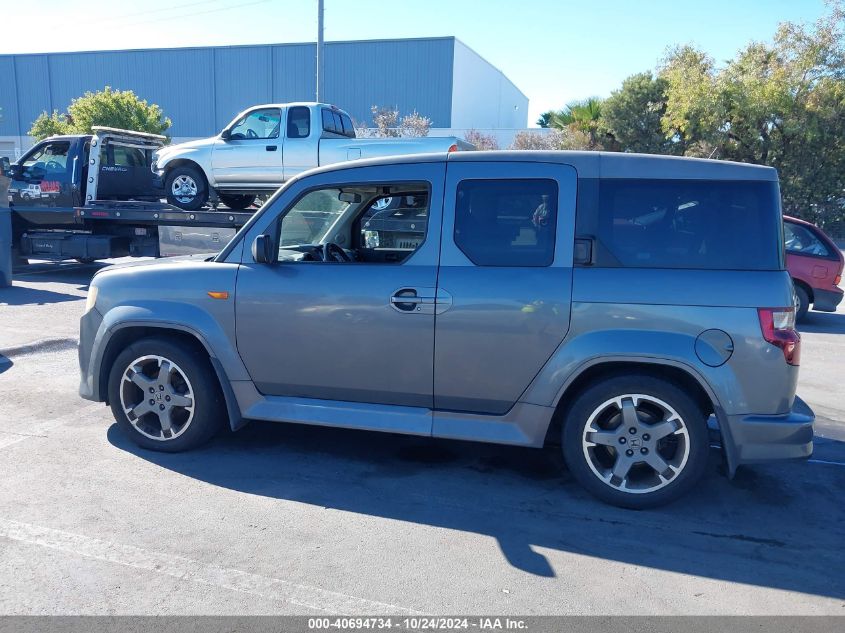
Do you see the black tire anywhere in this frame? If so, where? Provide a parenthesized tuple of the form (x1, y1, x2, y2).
(562, 373, 709, 509)
(794, 284, 810, 322)
(165, 164, 208, 211)
(107, 337, 225, 452)
(11, 246, 29, 269)
(218, 193, 256, 210)
(75, 258, 96, 264)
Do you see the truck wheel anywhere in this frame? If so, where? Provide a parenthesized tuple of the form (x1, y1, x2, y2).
(108, 337, 225, 452)
(11, 246, 29, 269)
(165, 165, 208, 211)
(562, 374, 709, 509)
(218, 193, 256, 210)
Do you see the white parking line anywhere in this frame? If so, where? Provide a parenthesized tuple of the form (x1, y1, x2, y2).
(0, 403, 105, 450)
(0, 517, 422, 615)
(808, 458, 845, 467)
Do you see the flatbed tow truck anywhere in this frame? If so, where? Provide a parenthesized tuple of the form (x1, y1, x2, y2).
(2, 127, 252, 269)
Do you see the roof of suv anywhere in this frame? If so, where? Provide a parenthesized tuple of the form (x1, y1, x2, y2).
(307, 150, 778, 182)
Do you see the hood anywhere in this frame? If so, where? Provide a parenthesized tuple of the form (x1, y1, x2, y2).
(94, 253, 216, 276)
(155, 136, 217, 159)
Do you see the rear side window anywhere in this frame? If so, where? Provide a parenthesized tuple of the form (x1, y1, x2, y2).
(454, 179, 558, 267)
(321, 109, 337, 134)
(784, 222, 831, 258)
(287, 106, 311, 139)
(592, 179, 781, 270)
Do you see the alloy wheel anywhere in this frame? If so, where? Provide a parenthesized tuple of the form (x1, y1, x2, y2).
(171, 175, 198, 204)
(119, 355, 195, 441)
(581, 394, 690, 494)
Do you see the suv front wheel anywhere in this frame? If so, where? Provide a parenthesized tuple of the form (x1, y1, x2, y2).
(562, 374, 709, 508)
(108, 337, 224, 452)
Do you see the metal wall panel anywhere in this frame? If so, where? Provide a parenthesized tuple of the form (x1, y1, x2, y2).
(322, 38, 454, 127)
(214, 46, 274, 130)
(46, 48, 216, 137)
(0, 56, 20, 136)
(0, 37, 487, 137)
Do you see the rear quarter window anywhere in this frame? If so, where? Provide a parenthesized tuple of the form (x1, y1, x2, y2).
(583, 179, 782, 270)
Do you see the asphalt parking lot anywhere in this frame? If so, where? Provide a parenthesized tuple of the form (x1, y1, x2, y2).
(1, 259, 844, 615)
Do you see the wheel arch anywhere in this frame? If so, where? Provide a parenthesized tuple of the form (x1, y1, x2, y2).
(97, 324, 242, 430)
(544, 358, 732, 468)
(164, 158, 210, 189)
(791, 277, 814, 303)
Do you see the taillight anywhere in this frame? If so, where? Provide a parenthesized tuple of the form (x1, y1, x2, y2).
(758, 307, 801, 366)
(447, 143, 458, 153)
(835, 274, 842, 285)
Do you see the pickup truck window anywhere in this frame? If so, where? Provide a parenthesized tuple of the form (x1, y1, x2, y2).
(229, 108, 281, 140)
(287, 106, 311, 139)
(454, 179, 558, 267)
(22, 141, 71, 180)
(321, 108, 355, 139)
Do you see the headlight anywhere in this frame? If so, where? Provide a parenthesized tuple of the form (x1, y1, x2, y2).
(84, 285, 99, 314)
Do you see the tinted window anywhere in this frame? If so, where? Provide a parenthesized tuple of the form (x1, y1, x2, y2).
(321, 109, 337, 134)
(287, 106, 311, 139)
(455, 179, 558, 267)
(110, 146, 146, 167)
(784, 222, 831, 258)
(594, 179, 781, 270)
(23, 141, 70, 173)
(340, 113, 355, 138)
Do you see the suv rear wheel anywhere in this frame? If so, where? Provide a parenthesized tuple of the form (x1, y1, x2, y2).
(108, 337, 224, 452)
(562, 374, 709, 508)
(218, 193, 256, 210)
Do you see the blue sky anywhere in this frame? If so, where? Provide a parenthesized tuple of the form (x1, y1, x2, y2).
(3, 0, 830, 125)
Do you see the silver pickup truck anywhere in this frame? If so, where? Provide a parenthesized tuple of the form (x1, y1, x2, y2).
(153, 102, 471, 210)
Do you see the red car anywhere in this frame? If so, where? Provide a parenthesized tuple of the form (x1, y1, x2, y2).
(784, 215, 844, 320)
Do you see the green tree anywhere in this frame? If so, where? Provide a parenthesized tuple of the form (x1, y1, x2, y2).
(28, 87, 171, 140)
(602, 72, 678, 154)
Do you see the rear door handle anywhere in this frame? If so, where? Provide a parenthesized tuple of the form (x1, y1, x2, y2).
(266, 145, 277, 151)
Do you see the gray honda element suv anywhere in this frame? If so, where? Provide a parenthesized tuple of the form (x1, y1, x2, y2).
(78, 151, 814, 508)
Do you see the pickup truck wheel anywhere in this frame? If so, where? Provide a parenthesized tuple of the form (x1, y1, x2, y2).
(562, 374, 709, 509)
(218, 193, 256, 210)
(108, 337, 225, 452)
(165, 165, 208, 211)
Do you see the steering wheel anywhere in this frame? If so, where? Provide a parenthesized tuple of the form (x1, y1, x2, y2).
(246, 129, 259, 139)
(321, 242, 352, 263)
(45, 160, 63, 172)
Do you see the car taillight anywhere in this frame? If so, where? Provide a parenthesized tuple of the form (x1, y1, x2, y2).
(758, 307, 801, 366)
(448, 143, 458, 153)
(835, 274, 842, 285)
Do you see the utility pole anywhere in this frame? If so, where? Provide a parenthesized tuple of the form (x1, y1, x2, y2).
(316, 0, 324, 102)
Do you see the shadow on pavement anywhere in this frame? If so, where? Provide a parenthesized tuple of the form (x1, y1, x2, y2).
(108, 419, 845, 597)
(0, 285, 84, 306)
(799, 311, 845, 335)
(0, 355, 11, 375)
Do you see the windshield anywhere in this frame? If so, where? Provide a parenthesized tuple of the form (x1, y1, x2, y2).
(279, 188, 349, 247)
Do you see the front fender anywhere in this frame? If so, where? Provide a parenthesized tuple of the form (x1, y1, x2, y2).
(156, 147, 215, 186)
(87, 301, 251, 401)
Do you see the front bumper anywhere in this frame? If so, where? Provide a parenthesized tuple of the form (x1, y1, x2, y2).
(812, 286, 844, 313)
(726, 396, 814, 466)
(78, 306, 104, 401)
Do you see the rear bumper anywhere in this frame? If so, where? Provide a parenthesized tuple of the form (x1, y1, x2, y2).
(726, 396, 814, 466)
(812, 286, 843, 312)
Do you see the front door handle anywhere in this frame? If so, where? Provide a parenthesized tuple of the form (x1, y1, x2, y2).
(266, 145, 277, 151)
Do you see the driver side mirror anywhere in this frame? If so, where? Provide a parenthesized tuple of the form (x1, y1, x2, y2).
(8, 163, 23, 179)
(0, 158, 10, 177)
(252, 235, 274, 264)
(220, 128, 231, 141)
